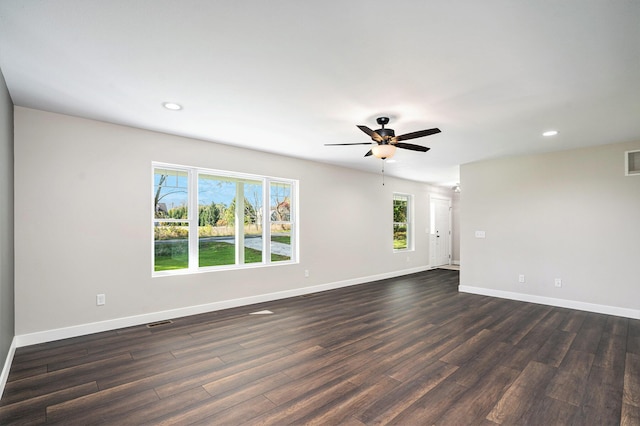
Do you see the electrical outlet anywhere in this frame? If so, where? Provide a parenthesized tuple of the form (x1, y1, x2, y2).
(555, 278, 562, 288)
(304, 269, 309, 278)
(96, 294, 106, 306)
(518, 274, 525, 283)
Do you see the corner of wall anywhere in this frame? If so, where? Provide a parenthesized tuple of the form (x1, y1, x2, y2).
(0, 337, 16, 400)
(0, 64, 15, 402)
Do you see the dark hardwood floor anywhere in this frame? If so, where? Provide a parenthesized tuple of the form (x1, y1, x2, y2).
(1, 269, 639, 425)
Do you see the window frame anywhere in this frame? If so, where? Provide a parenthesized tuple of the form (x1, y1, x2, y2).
(626, 149, 640, 176)
(393, 192, 413, 252)
(152, 162, 298, 276)
(268, 180, 296, 263)
(153, 166, 192, 271)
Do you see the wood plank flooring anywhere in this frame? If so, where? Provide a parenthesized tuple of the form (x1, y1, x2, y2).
(2, 269, 639, 425)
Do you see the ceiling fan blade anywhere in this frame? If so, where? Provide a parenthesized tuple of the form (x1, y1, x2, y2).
(324, 142, 374, 146)
(394, 128, 441, 141)
(364, 150, 373, 157)
(357, 125, 385, 142)
(394, 142, 431, 152)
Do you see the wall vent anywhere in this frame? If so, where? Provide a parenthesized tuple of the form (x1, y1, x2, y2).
(626, 150, 640, 176)
(146, 319, 173, 328)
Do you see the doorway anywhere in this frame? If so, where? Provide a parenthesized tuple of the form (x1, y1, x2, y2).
(429, 196, 451, 267)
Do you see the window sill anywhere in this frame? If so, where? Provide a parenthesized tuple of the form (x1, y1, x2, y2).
(153, 259, 298, 278)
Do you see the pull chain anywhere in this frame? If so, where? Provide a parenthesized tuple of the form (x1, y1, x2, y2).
(382, 159, 385, 186)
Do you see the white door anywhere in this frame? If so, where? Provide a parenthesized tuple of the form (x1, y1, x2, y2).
(430, 197, 451, 267)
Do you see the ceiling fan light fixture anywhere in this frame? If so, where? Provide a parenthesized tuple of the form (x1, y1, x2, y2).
(372, 144, 396, 159)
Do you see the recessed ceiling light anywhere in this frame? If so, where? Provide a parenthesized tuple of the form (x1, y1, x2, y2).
(542, 130, 558, 137)
(162, 102, 182, 111)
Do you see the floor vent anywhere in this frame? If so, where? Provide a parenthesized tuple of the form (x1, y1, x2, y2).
(146, 319, 173, 328)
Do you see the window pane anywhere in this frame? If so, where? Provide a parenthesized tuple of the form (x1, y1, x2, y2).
(270, 182, 292, 262)
(154, 222, 189, 271)
(199, 238, 235, 267)
(271, 224, 291, 262)
(154, 168, 188, 219)
(243, 181, 263, 264)
(198, 174, 236, 267)
(393, 196, 408, 223)
(393, 223, 408, 250)
(270, 182, 291, 222)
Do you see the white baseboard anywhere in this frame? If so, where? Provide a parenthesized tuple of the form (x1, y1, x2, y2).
(0, 337, 17, 401)
(459, 285, 640, 320)
(15, 266, 433, 348)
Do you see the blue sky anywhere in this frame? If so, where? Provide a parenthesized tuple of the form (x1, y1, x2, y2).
(154, 170, 266, 210)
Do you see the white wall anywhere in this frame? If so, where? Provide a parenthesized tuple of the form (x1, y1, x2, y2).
(460, 140, 640, 318)
(0, 68, 15, 387)
(14, 107, 444, 338)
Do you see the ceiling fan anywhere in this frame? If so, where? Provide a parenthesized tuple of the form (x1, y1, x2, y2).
(325, 117, 441, 159)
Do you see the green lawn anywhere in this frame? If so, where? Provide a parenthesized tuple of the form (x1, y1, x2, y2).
(394, 232, 407, 250)
(271, 235, 291, 244)
(154, 241, 290, 271)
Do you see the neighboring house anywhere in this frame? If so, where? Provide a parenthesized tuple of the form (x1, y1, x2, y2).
(155, 202, 168, 217)
(270, 201, 290, 222)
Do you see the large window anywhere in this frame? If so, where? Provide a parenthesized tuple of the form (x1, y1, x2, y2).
(153, 163, 297, 275)
(393, 193, 412, 251)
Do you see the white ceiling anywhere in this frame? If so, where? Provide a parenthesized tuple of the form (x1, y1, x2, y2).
(1, 1, 639, 186)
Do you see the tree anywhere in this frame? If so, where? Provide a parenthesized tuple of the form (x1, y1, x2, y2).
(154, 174, 167, 216)
(199, 202, 220, 226)
(168, 205, 187, 219)
(245, 187, 263, 233)
(223, 197, 259, 226)
(393, 199, 407, 223)
(270, 199, 290, 222)
(154, 173, 187, 219)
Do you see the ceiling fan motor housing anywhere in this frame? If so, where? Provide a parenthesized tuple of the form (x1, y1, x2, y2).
(375, 128, 395, 141)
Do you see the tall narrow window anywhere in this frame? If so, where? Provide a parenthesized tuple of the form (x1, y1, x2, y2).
(153, 163, 297, 275)
(243, 180, 264, 264)
(154, 168, 190, 271)
(393, 193, 411, 251)
(269, 181, 293, 262)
